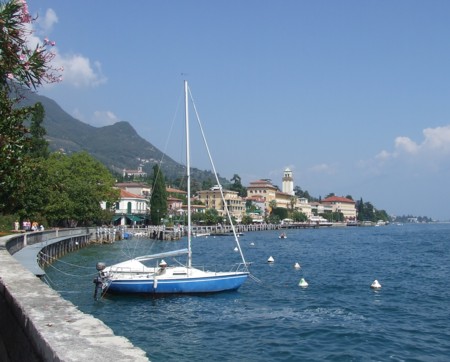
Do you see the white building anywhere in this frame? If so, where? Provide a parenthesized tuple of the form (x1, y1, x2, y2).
(282, 167, 294, 196)
(101, 189, 148, 225)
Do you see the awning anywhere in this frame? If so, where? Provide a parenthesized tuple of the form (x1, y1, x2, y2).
(127, 215, 145, 222)
(111, 215, 122, 222)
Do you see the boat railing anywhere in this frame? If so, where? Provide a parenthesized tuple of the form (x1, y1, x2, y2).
(228, 262, 250, 273)
(188, 262, 248, 274)
(108, 266, 151, 274)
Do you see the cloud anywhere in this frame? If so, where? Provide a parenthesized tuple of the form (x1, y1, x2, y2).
(368, 124, 450, 174)
(375, 150, 391, 161)
(395, 136, 419, 154)
(71, 109, 120, 127)
(36, 8, 58, 34)
(57, 54, 107, 87)
(422, 125, 450, 152)
(92, 111, 120, 127)
(26, 7, 106, 88)
(389, 125, 450, 158)
(71, 108, 86, 123)
(308, 163, 336, 174)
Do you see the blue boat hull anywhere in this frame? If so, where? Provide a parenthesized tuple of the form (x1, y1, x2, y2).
(106, 273, 248, 294)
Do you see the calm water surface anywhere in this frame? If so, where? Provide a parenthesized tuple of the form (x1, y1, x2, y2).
(45, 224, 450, 361)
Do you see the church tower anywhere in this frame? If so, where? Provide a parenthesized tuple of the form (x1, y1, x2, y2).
(282, 168, 294, 195)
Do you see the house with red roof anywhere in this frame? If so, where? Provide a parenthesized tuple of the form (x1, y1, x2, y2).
(320, 196, 357, 221)
(101, 189, 148, 225)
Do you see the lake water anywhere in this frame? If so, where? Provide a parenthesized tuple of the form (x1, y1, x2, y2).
(44, 223, 450, 361)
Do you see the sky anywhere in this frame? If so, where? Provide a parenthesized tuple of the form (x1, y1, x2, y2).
(25, 0, 450, 221)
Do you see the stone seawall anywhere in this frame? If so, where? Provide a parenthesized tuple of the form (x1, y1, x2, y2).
(0, 231, 149, 362)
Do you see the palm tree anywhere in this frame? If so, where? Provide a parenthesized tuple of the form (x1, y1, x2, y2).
(269, 199, 277, 214)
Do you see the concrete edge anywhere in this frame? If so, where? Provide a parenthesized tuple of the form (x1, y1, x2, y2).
(0, 233, 150, 361)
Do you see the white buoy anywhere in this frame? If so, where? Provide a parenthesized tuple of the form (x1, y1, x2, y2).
(298, 278, 308, 288)
(267, 256, 274, 263)
(294, 262, 301, 269)
(371, 279, 382, 289)
(234, 247, 238, 252)
(250, 242, 255, 246)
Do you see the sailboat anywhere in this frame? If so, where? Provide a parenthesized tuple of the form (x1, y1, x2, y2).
(96, 81, 249, 296)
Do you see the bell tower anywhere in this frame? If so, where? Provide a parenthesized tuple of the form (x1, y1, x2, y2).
(282, 168, 294, 195)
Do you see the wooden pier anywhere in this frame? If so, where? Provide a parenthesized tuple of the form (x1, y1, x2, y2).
(121, 222, 332, 241)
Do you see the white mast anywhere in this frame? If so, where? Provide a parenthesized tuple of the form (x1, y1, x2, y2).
(185, 80, 192, 269)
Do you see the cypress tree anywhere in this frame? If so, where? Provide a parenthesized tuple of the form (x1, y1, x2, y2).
(150, 164, 167, 225)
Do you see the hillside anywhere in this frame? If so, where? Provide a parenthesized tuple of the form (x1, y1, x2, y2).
(18, 89, 224, 184)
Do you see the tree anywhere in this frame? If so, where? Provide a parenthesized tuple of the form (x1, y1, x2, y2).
(230, 174, 247, 197)
(266, 213, 280, 224)
(272, 207, 288, 221)
(241, 215, 253, 225)
(150, 164, 167, 225)
(323, 211, 344, 222)
(357, 199, 370, 221)
(289, 196, 297, 211)
(201, 178, 214, 190)
(204, 208, 220, 225)
(293, 186, 315, 201)
(44, 152, 119, 227)
(268, 199, 277, 214)
(28, 102, 49, 158)
(15, 157, 49, 220)
(0, 0, 61, 212)
(292, 211, 307, 222)
(0, 91, 32, 210)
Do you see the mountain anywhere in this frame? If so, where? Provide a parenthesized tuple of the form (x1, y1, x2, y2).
(18, 89, 223, 184)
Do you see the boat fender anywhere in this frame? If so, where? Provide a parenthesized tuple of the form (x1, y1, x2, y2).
(153, 278, 158, 289)
(371, 279, 381, 289)
(298, 278, 308, 288)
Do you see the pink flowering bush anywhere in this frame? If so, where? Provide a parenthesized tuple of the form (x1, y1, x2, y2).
(0, 0, 62, 89)
(0, 0, 62, 212)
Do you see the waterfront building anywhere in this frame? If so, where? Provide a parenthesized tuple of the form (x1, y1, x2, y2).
(166, 186, 187, 198)
(245, 195, 266, 222)
(104, 189, 148, 225)
(310, 202, 333, 216)
(115, 182, 150, 197)
(246, 179, 278, 213)
(197, 186, 246, 220)
(274, 190, 296, 210)
(320, 196, 357, 221)
(297, 197, 312, 218)
(167, 197, 183, 213)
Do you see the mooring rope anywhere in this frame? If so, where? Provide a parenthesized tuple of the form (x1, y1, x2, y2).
(39, 251, 93, 269)
(44, 261, 97, 278)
